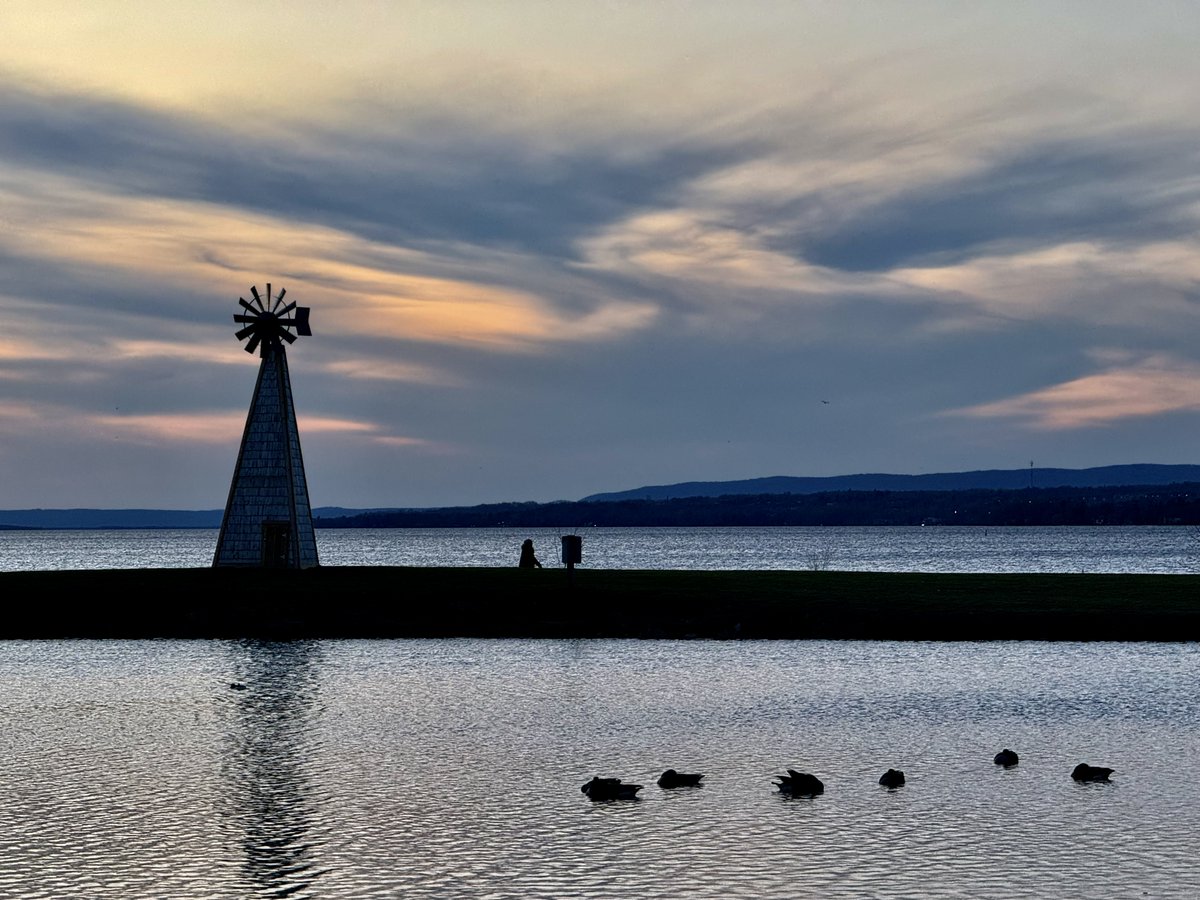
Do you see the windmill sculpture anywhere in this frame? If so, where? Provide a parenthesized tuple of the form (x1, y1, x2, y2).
(213, 284, 320, 568)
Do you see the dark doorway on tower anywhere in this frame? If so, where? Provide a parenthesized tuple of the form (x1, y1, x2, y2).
(261, 522, 292, 568)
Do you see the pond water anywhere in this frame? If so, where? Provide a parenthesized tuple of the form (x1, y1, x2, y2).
(0, 638, 1196, 899)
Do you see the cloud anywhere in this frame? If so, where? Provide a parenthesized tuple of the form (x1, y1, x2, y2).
(295, 415, 378, 434)
(891, 238, 1200, 331)
(87, 411, 246, 445)
(0, 336, 62, 364)
(110, 339, 244, 366)
(0, 400, 42, 420)
(371, 435, 439, 449)
(5, 5, 1200, 509)
(793, 132, 1200, 273)
(0, 75, 743, 262)
(947, 354, 1200, 429)
(81, 410, 384, 446)
(323, 358, 459, 386)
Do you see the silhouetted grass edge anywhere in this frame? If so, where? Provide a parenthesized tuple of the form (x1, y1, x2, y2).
(3, 567, 1198, 640)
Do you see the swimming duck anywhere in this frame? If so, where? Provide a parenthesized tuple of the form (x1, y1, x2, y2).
(658, 769, 704, 788)
(994, 749, 1019, 767)
(774, 769, 824, 796)
(581, 776, 642, 801)
(1071, 763, 1113, 783)
(878, 768, 905, 788)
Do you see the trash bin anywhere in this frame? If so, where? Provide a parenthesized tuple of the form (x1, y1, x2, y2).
(561, 534, 582, 566)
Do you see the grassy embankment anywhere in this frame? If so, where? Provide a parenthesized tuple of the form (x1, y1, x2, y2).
(3, 566, 1198, 640)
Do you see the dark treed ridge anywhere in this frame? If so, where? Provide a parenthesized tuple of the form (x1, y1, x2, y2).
(579, 464, 1200, 502)
(315, 483, 1200, 528)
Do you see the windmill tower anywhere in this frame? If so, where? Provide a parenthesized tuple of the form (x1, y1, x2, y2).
(213, 284, 319, 569)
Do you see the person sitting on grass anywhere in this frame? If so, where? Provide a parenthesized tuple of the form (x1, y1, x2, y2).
(519, 539, 542, 569)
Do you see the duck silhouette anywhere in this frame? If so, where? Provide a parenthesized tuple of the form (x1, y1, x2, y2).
(774, 769, 824, 796)
(581, 776, 642, 800)
(994, 749, 1019, 767)
(657, 769, 704, 788)
(878, 768, 905, 788)
(1071, 763, 1114, 783)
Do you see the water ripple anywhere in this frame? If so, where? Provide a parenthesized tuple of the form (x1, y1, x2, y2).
(1, 639, 1199, 898)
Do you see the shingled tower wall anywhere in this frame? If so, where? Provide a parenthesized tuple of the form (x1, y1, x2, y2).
(213, 342, 319, 568)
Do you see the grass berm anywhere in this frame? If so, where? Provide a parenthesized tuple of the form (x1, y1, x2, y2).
(3, 566, 1198, 640)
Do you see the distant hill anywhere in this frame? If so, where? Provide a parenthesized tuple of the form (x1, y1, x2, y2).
(579, 464, 1200, 502)
(311, 463, 1200, 530)
(5, 465, 1200, 529)
(316, 482, 1200, 528)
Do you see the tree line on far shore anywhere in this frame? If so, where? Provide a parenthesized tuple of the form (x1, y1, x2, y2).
(313, 483, 1200, 528)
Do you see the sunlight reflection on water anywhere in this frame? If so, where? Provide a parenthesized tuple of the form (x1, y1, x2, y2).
(0, 524, 1197, 572)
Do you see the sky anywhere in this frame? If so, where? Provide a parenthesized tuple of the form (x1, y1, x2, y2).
(3, 2, 1200, 510)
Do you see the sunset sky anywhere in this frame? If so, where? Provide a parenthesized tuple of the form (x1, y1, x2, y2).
(3, 2, 1200, 510)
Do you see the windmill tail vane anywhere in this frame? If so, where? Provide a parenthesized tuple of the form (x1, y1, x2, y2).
(232, 283, 312, 356)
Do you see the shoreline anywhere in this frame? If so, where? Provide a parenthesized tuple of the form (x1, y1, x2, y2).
(4, 566, 1199, 640)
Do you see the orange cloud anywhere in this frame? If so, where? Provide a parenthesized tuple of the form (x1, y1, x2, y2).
(109, 339, 245, 366)
(87, 411, 246, 444)
(81, 411, 381, 445)
(948, 355, 1200, 429)
(3, 187, 654, 353)
(0, 401, 43, 421)
(0, 337, 63, 362)
(294, 415, 378, 434)
(371, 435, 437, 448)
(323, 359, 461, 386)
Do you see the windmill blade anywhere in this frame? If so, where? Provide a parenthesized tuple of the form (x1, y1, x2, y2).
(294, 306, 312, 336)
(230, 286, 308, 355)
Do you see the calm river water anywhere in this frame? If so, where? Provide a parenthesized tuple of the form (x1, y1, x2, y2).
(0, 639, 1197, 899)
(1, 528, 1197, 898)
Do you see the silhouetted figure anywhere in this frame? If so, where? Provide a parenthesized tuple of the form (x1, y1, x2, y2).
(879, 768, 906, 788)
(1071, 763, 1113, 783)
(657, 768, 704, 788)
(581, 776, 641, 800)
(774, 769, 824, 796)
(518, 538, 542, 569)
(994, 748, 1019, 767)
